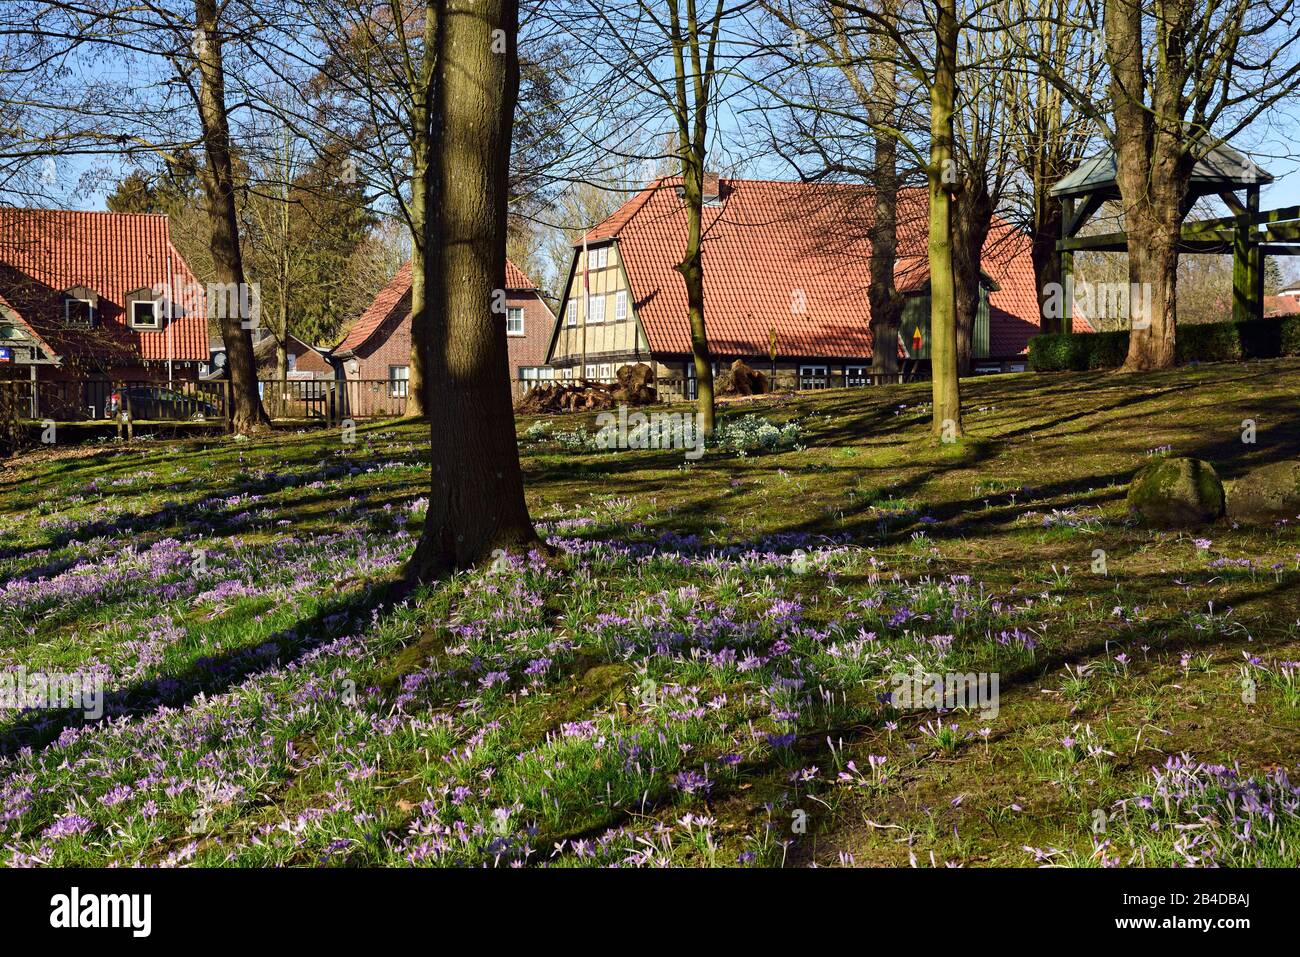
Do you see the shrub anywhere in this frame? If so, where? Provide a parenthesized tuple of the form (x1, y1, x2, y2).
(1029, 314, 1300, 372)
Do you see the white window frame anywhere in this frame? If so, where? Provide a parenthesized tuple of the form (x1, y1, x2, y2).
(65, 297, 95, 328)
(592, 246, 609, 270)
(585, 364, 597, 380)
(130, 299, 160, 329)
(614, 290, 629, 322)
(388, 364, 410, 397)
(598, 363, 612, 381)
(506, 307, 524, 336)
(799, 364, 829, 390)
(846, 365, 868, 387)
(587, 294, 606, 324)
(565, 300, 577, 327)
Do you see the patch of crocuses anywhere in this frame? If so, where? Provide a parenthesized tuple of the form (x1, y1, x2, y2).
(0, 436, 1048, 866)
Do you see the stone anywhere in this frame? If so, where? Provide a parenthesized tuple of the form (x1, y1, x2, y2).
(1126, 456, 1225, 527)
(1226, 459, 1300, 524)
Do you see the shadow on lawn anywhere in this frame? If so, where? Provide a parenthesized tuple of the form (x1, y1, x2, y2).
(0, 574, 417, 756)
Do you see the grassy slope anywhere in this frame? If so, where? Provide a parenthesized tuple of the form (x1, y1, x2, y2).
(1, 359, 1299, 867)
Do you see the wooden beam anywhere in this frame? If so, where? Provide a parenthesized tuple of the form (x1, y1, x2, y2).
(1183, 204, 1300, 235)
(1058, 229, 1235, 253)
(1063, 193, 1106, 238)
(1218, 191, 1247, 217)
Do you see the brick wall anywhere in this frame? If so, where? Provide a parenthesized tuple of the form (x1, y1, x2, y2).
(343, 290, 556, 387)
(505, 291, 556, 381)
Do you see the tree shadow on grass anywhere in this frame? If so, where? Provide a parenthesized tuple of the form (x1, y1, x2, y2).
(0, 574, 418, 757)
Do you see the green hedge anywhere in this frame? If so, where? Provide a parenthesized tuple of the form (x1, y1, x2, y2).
(1029, 316, 1300, 372)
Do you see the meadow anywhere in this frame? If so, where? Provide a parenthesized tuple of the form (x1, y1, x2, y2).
(2, 359, 1299, 867)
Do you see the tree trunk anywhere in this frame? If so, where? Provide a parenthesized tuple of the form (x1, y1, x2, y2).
(676, 158, 716, 436)
(867, 10, 903, 378)
(193, 0, 267, 434)
(407, 162, 433, 419)
(275, 340, 288, 381)
(952, 185, 992, 375)
(406, 0, 536, 583)
(1105, 0, 1186, 371)
(1032, 195, 1065, 333)
(928, 0, 962, 438)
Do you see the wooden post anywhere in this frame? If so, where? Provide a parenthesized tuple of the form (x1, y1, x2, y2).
(124, 388, 134, 442)
(1060, 197, 1075, 335)
(223, 378, 232, 433)
(1248, 185, 1264, 320)
(1232, 187, 1257, 324)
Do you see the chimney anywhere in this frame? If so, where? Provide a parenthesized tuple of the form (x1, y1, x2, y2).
(702, 171, 721, 205)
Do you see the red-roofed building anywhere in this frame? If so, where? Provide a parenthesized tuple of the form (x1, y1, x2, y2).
(334, 258, 556, 396)
(545, 177, 1090, 393)
(0, 209, 208, 388)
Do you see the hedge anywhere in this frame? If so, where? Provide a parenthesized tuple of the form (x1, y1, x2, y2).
(1028, 315, 1300, 372)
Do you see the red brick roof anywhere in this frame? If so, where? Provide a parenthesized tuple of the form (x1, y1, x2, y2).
(335, 257, 538, 355)
(578, 178, 1087, 359)
(0, 208, 207, 365)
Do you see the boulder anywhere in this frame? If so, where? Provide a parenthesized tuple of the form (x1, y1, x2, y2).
(1126, 456, 1225, 527)
(1226, 459, 1300, 524)
(717, 359, 768, 396)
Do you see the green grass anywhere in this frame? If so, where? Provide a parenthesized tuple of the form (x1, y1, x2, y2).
(1, 359, 1299, 867)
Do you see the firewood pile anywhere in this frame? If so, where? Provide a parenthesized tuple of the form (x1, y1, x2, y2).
(515, 362, 657, 414)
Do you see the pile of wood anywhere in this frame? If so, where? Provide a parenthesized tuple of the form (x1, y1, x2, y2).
(716, 359, 768, 396)
(515, 362, 658, 414)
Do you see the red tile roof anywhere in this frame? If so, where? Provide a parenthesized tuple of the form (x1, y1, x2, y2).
(336, 257, 538, 355)
(1264, 294, 1300, 318)
(0, 208, 207, 365)
(578, 178, 1088, 359)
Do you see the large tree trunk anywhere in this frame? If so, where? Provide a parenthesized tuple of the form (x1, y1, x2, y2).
(928, 0, 962, 438)
(406, 0, 536, 583)
(193, 0, 267, 434)
(676, 158, 716, 436)
(867, 8, 903, 378)
(952, 185, 992, 375)
(404, 6, 441, 421)
(1031, 194, 1065, 333)
(1105, 0, 1187, 371)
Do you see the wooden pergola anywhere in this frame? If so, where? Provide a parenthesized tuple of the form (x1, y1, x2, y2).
(1051, 143, 1300, 324)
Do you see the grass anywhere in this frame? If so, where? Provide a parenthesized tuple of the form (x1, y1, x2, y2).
(1, 358, 1299, 867)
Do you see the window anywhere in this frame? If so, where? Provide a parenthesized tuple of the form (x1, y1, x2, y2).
(506, 307, 524, 335)
(614, 290, 629, 322)
(587, 294, 606, 323)
(585, 364, 597, 380)
(130, 300, 159, 329)
(388, 365, 410, 397)
(65, 298, 94, 328)
(846, 365, 868, 387)
(566, 300, 577, 327)
(799, 365, 829, 390)
(591, 246, 608, 270)
(598, 363, 612, 381)
(287, 353, 297, 372)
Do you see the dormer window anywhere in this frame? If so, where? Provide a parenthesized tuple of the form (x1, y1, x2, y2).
(64, 295, 95, 328)
(126, 287, 162, 330)
(131, 300, 160, 329)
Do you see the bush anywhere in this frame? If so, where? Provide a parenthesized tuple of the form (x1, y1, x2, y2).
(1029, 315, 1300, 371)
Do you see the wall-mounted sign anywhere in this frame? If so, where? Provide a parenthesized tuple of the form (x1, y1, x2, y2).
(0, 346, 12, 363)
